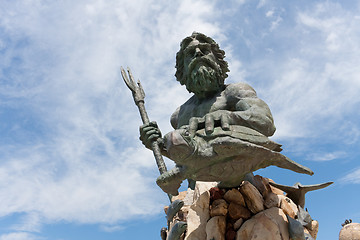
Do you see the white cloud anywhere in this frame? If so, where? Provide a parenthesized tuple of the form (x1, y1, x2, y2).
(340, 167, 360, 184)
(264, 8, 283, 31)
(266, 10, 274, 17)
(297, 3, 359, 53)
(10, 212, 43, 233)
(269, 16, 282, 32)
(0, 0, 223, 233)
(0, 143, 165, 223)
(257, 0, 266, 9)
(261, 3, 360, 142)
(0, 232, 40, 240)
(100, 224, 125, 232)
(306, 151, 346, 162)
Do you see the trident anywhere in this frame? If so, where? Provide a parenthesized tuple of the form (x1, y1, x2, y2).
(120, 67, 171, 201)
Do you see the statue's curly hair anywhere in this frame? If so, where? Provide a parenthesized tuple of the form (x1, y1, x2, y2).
(175, 32, 229, 85)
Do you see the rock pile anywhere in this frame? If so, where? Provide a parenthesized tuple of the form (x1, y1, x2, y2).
(163, 175, 319, 240)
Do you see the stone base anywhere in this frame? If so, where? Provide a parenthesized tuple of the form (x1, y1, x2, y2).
(163, 175, 319, 240)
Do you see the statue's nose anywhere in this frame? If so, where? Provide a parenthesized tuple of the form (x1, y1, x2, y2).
(194, 47, 204, 57)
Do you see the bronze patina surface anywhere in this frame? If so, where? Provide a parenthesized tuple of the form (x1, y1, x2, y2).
(140, 32, 313, 195)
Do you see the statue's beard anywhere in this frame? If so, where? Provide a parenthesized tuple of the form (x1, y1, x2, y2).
(186, 63, 224, 98)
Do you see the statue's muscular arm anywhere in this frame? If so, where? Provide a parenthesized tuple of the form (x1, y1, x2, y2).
(223, 82, 276, 136)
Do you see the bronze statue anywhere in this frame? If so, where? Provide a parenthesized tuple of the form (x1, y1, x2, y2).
(139, 32, 313, 195)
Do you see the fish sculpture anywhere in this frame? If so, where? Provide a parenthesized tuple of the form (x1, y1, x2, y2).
(167, 221, 187, 240)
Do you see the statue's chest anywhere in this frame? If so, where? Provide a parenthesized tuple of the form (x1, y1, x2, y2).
(177, 95, 228, 127)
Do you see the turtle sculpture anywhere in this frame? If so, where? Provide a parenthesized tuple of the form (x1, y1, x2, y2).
(156, 125, 313, 195)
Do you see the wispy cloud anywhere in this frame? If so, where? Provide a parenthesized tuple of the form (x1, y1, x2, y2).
(0, 232, 40, 240)
(306, 151, 347, 162)
(257, 0, 267, 9)
(100, 224, 125, 233)
(257, 2, 360, 143)
(0, 0, 223, 235)
(265, 8, 283, 31)
(340, 167, 360, 184)
(10, 212, 43, 233)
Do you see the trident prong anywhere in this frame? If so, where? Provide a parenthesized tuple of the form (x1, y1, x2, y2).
(120, 67, 135, 92)
(120, 66, 171, 202)
(121, 67, 145, 105)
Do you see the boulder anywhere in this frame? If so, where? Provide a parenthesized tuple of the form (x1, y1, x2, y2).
(278, 195, 298, 219)
(185, 181, 218, 240)
(233, 218, 244, 230)
(210, 199, 228, 217)
(268, 179, 284, 195)
(228, 202, 252, 220)
(239, 181, 265, 214)
(264, 207, 290, 239)
(253, 175, 272, 197)
(210, 187, 225, 202)
(223, 188, 246, 206)
(237, 211, 279, 239)
(172, 190, 188, 202)
(308, 220, 319, 239)
(339, 223, 360, 240)
(183, 187, 195, 206)
(206, 216, 226, 240)
(264, 192, 281, 209)
(237, 207, 289, 240)
(225, 229, 236, 240)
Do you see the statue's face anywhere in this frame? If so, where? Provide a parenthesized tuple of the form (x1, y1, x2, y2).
(182, 38, 224, 99)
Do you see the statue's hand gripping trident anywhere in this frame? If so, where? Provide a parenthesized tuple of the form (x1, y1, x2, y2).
(121, 67, 171, 200)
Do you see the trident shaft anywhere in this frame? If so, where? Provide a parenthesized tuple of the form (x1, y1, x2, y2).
(120, 67, 168, 178)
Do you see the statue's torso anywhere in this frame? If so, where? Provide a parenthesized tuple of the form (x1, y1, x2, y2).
(172, 91, 224, 129)
(171, 83, 250, 129)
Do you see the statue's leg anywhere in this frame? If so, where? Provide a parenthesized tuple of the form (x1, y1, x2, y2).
(156, 165, 185, 196)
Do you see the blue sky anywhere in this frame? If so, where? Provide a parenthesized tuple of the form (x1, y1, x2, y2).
(0, 0, 359, 239)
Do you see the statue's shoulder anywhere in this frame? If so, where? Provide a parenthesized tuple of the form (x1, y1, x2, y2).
(170, 106, 180, 129)
(224, 82, 257, 98)
(170, 95, 197, 129)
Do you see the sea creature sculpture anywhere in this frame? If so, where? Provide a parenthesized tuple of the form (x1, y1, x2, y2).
(160, 227, 167, 240)
(166, 199, 184, 225)
(287, 215, 305, 240)
(342, 219, 352, 227)
(269, 181, 333, 208)
(139, 32, 314, 196)
(167, 221, 187, 240)
(304, 232, 314, 240)
(157, 126, 314, 195)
